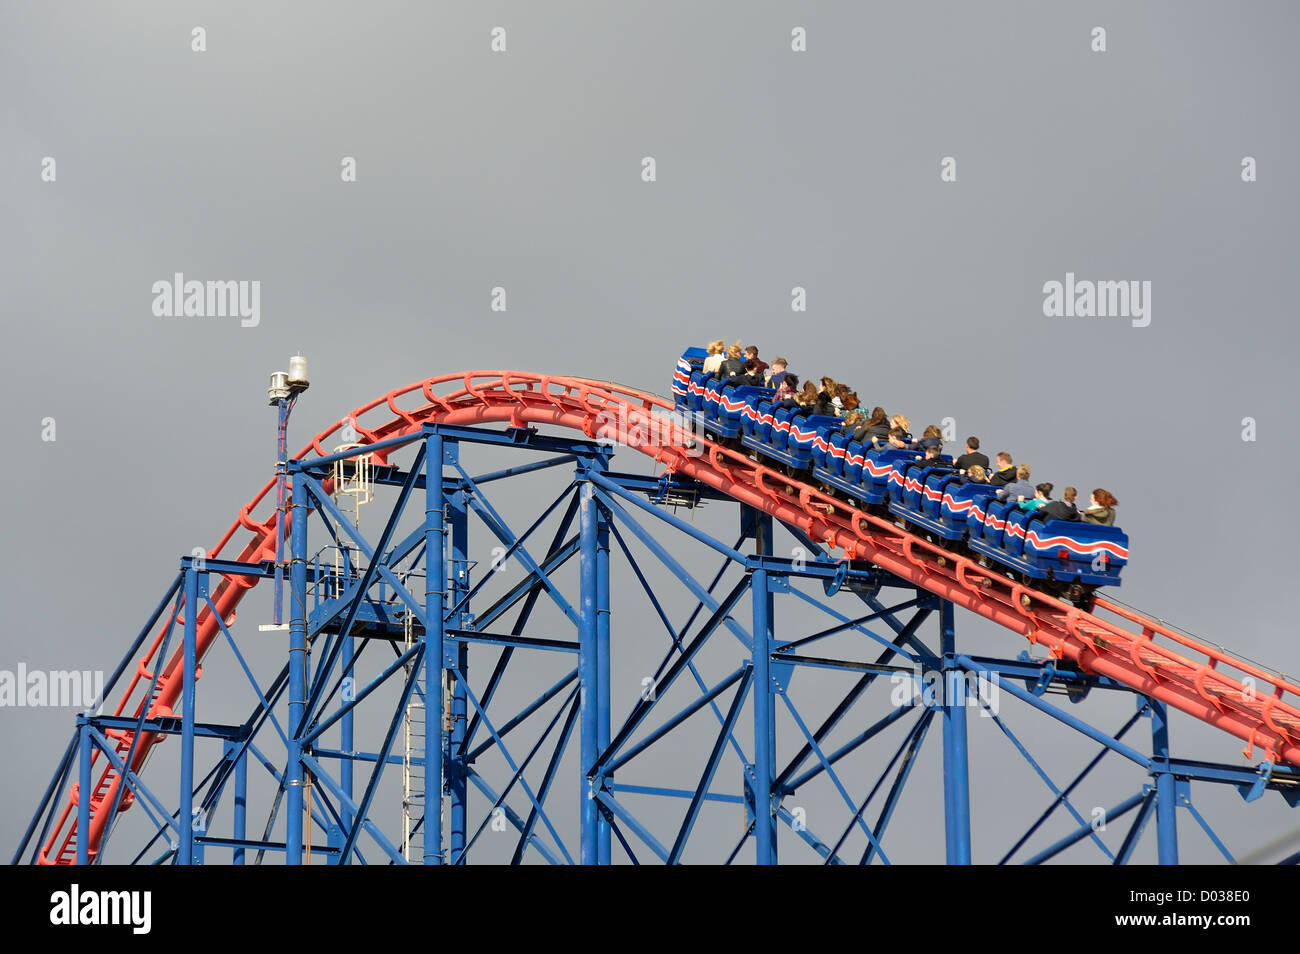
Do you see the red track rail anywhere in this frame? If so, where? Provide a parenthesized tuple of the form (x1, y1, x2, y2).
(39, 372, 1300, 864)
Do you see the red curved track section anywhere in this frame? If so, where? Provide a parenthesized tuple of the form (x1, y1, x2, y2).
(40, 372, 1300, 863)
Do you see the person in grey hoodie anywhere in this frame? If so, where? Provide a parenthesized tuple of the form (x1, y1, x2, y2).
(996, 464, 1036, 507)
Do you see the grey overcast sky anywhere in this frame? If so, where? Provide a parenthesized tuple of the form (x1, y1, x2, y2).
(2, 2, 1298, 864)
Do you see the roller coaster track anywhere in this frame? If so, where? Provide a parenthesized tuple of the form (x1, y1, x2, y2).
(38, 371, 1300, 864)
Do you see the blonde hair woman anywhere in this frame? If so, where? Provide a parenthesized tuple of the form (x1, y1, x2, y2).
(702, 339, 725, 376)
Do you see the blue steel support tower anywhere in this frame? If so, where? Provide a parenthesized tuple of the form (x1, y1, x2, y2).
(15, 420, 1300, 866)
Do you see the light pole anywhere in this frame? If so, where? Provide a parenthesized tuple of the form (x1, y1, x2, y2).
(268, 355, 310, 625)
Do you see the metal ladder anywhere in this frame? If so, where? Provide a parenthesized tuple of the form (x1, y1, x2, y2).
(401, 608, 424, 864)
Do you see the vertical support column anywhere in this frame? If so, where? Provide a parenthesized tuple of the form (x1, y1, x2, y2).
(340, 635, 354, 843)
(179, 563, 198, 865)
(423, 431, 445, 864)
(940, 598, 971, 864)
(578, 479, 600, 864)
(286, 467, 308, 865)
(76, 716, 90, 865)
(744, 505, 777, 864)
(448, 487, 470, 858)
(751, 564, 777, 865)
(595, 492, 612, 865)
(1151, 699, 1179, 864)
(232, 742, 247, 865)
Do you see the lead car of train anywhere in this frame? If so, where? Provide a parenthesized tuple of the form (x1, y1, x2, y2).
(672, 348, 1129, 610)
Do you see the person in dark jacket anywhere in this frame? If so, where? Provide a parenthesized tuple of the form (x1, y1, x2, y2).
(988, 451, 1017, 486)
(1034, 486, 1081, 522)
(853, 406, 890, 444)
(921, 444, 949, 466)
(717, 341, 745, 379)
(916, 424, 944, 454)
(954, 437, 990, 473)
(812, 376, 838, 416)
(997, 465, 1035, 505)
(1081, 488, 1119, 525)
(735, 358, 766, 387)
(743, 346, 769, 378)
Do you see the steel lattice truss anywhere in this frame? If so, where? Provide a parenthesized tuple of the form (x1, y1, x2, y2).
(15, 422, 1299, 865)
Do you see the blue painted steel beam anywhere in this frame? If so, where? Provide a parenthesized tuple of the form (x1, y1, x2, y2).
(826, 709, 932, 865)
(460, 484, 581, 628)
(12, 730, 78, 865)
(460, 491, 581, 754)
(233, 745, 247, 865)
(955, 654, 1150, 768)
(513, 696, 581, 864)
(445, 629, 578, 654)
(606, 520, 751, 770)
(595, 482, 612, 864)
(448, 489, 470, 861)
(291, 430, 424, 471)
(579, 479, 600, 865)
(961, 653, 1125, 693)
(597, 578, 751, 773)
(446, 481, 580, 624)
(83, 727, 185, 840)
(594, 790, 671, 863)
(976, 690, 1113, 861)
(179, 566, 199, 864)
(774, 604, 933, 794)
(1000, 706, 1146, 864)
(781, 704, 917, 795)
(465, 669, 579, 763)
(286, 468, 309, 864)
(454, 672, 573, 864)
(752, 565, 776, 864)
(463, 770, 564, 866)
(609, 783, 747, 804)
(424, 431, 445, 864)
(299, 446, 428, 728)
(420, 421, 612, 457)
(773, 603, 926, 656)
(669, 669, 753, 864)
(83, 714, 248, 741)
(93, 583, 188, 861)
(454, 686, 579, 864)
(777, 692, 892, 864)
(337, 645, 426, 864)
(589, 472, 747, 564)
(301, 643, 423, 747)
(941, 601, 971, 864)
(1115, 790, 1157, 865)
(603, 666, 750, 776)
(299, 753, 405, 865)
(863, 710, 935, 865)
(1150, 700, 1178, 864)
(1023, 790, 1147, 865)
(1182, 798, 1235, 863)
(593, 487, 754, 653)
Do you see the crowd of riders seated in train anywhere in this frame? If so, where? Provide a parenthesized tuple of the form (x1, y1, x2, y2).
(697, 340, 1120, 528)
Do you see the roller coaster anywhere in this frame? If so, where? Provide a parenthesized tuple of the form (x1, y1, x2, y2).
(12, 368, 1300, 865)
